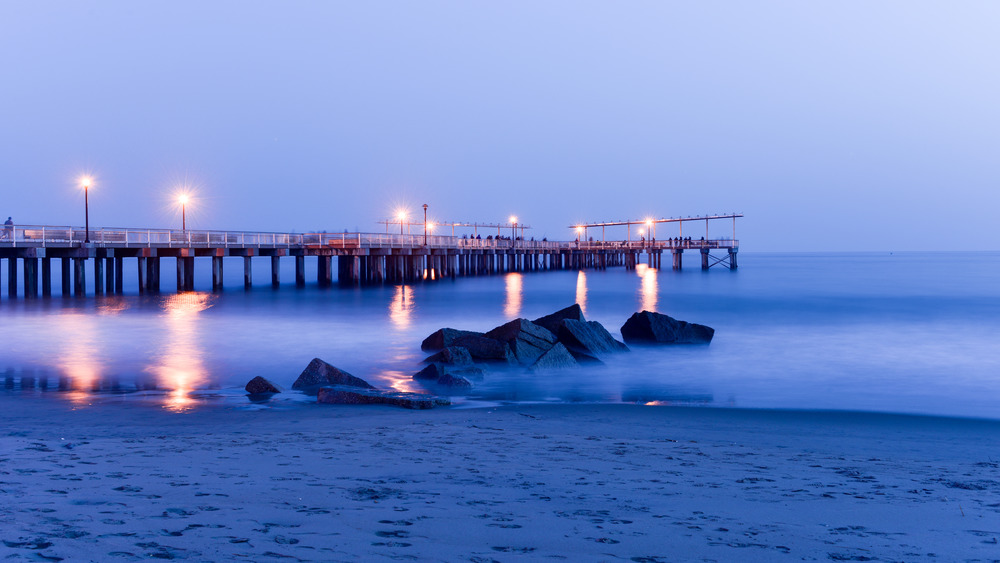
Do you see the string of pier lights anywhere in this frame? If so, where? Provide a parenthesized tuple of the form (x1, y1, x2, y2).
(76, 176, 195, 243)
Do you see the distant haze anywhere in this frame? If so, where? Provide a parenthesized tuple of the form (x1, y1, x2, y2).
(1, 1, 997, 251)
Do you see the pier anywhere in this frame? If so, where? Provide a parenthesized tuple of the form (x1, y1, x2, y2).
(0, 217, 740, 299)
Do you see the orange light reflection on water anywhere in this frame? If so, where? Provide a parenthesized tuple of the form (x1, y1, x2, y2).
(575, 271, 588, 316)
(382, 369, 422, 393)
(504, 273, 523, 318)
(56, 312, 104, 406)
(388, 285, 415, 329)
(637, 263, 658, 312)
(149, 293, 214, 412)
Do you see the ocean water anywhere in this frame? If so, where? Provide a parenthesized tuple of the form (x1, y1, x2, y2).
(1, 252, 998, 419)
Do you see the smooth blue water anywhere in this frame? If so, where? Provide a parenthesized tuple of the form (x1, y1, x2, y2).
(1, 252, 998, 419)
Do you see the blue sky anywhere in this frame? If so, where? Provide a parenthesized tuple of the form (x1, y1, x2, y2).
(1, 1, 997, 250)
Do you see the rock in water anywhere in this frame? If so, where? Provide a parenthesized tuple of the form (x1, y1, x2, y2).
(451, 334, 515, 363)
(530, 342, 579, 371)
(421, 328, 483, 351)
(532, 304, 586, 335)
(485, 318, 558, 365)
(423, 346, 474, 366)
(292, 358, 376, 394)
(317, 386, 450, 409)
(557, 319, 629, 358)
(245, 376, 281, 394)
(619, 311, 714, 345)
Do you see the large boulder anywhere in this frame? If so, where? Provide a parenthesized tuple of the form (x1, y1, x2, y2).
(421, 328, 483, 351)
(292, 358, 376, 394)
(317, 386, 450, 409)
(452, 334, 515, 363)
(423, 346, 474, 366)
(620, 311, 714, 345)
(557, 319, 629, 358)
(532, 304, 586, 335)
(485, 318, 557, 365)
(529, 342, 579, 371)
(245, 376, 281, 394)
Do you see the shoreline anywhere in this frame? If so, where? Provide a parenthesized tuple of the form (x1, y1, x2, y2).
(2, 396, 998, 561)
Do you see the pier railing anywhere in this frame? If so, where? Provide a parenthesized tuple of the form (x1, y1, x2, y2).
(0, 224, 736, 252)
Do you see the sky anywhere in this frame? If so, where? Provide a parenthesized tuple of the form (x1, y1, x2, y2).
(1, 1, 997, 251)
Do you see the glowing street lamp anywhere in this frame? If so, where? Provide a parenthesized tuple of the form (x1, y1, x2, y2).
(396, 210, 407, 235)
(80, 176, 92, 243)
(509, 215, 517, 243)
(645, 218, 654, 242)
(422, 203, 428, 246)
(178, 194, 190, 231)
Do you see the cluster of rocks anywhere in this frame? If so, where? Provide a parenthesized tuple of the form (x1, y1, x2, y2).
(412, 305, 713, 389)
(243, 307, 714, 409)
(245, 357, 451, 410)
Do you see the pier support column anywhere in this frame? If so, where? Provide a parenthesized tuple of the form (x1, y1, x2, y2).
(317, 256, 332, 287)
(7, 257, 17, 298)
(295, 256, 305, 287)
(23, 259, 38, 298)
(243, 257, 253, 289)
(146, 258, 159, 292)
(41, 258, 51, 297)
(137, 257, 146, 294)
(672, 249, 683, 270)
(271, 256, 281, 287)
(104, 257, 114, 294)
(61, 257, 71, 296)
(184, 257, 194, 291)
(212, 257, 223, 290)
(728, 248, 738, 270)
(74, 258, 86, 297)
(94, 257, 104, 296)
(701, 248, 710, 270)
(176, 258, 186, 292)
(114, 257, 123, 293)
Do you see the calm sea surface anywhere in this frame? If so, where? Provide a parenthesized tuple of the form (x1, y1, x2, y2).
(1, 252, 997, 419)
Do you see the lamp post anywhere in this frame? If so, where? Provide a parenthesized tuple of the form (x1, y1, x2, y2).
(509, 215, 517, 246)
(645, 219, 653, 245)
(422, 204, 428, 246)
(179, 194, 189, 231)
(81, 177, 91, 243)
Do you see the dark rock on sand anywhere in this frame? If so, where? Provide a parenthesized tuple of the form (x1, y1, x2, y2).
(620, 311, 714, 345)
(413, 363, 480, 388)
(532, 304, 586, 335)
(436, 372, 473, 388)
(292, 358, 376, 394)
(557, 319, 629, 357)
(245, 376, 281, 394)
(530, 342, 579, 371)
(317, 386, 450, 409)
(423, 346, 474, 366)
(421, 328, 483, 352)
(452, 334, 515, 363)
(485, 318, 558, 365)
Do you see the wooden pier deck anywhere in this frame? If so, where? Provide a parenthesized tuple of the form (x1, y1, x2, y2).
(0, 225, 739, 298)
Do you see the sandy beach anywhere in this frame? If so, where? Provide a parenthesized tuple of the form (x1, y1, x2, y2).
(1, 397, 998, 562)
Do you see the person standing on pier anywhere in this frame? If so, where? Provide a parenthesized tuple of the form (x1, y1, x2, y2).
(2, 217, 12, 240)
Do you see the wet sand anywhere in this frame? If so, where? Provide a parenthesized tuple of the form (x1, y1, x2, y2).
(1, 396, 999, 561)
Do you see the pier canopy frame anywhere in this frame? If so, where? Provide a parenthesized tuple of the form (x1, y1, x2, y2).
(570, 213, 743, 244)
